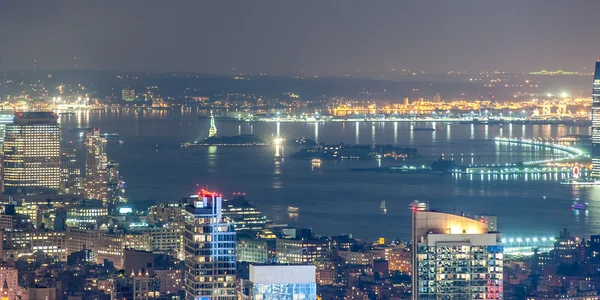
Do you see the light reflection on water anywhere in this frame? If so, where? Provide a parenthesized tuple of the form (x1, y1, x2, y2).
(59, 110, 596, 240)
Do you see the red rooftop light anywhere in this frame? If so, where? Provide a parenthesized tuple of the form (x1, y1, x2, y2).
(199, 188, 220, 197)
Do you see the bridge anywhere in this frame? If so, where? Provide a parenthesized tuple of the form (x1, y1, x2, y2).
(502, 236, 556, 256)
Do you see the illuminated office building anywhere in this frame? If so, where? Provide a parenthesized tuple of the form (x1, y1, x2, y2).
(237, 237, 271, 263)
(275, 238, 328, 264)
(84, 129, 108, 201)
(122, 87, 136, 101)
(0, 113, 14, 145)
(221, 194, 268, 233)
(66, 200, 108, 229)
(592, 61, 600, 178)
(183, 190, 236, 300)
(60, 145, 82, 195)
(106, 162, 122, 201)
(3, 112, 60, 195)
(245, 265, 316, 300)
(412, 204, 503, 300)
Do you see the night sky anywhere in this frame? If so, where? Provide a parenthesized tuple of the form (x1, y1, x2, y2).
(1, 1, 599, 74)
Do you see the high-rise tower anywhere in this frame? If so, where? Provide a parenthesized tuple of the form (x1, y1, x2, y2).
(3, 112, 60, 195)
(209, 111, 217, 137)
(60, 144, 82, 195)
(411, 203, 503, 300)
(84, 129, 108, 201)
(592, 61, 600, 178)
(184, 190, 236, 300)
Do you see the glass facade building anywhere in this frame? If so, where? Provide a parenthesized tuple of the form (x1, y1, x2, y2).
(412, 206, 503, 300)
(3, 112, 60, 195)
(84, 129, 108, 201)
(183, 190, 236, 300)
(248, 265, 317, 300)
(592, 61, 600, 178)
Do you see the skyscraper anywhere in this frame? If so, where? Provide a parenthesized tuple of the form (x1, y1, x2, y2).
(411, 203, 503, 300)
(106, 162, 122, 202)
(3, 112, 60, 195)
(60, 145, 82, 195)
(245, 264, 317, 300)
(433, 92, 441, 103)
(184, 190, 236, 300)
(84, 129, 108, 201)
(592, 61, 600, 178)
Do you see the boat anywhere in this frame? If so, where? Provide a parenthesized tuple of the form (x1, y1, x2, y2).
(287, 206, 299, 213)
(311, 158, 322, 166)
(572, 199, 589, 210)
(69, 127, 91, 132)
(119, 140, 124, 145)
(380, 200, 387, 214)
(413, 127, 435, 131)
(101, 133, 119, 138)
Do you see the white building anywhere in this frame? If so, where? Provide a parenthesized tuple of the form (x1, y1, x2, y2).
(246, 265, 316, 300)
(412, 204, 503, 300)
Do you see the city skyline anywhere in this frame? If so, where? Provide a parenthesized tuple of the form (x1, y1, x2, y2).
(4, 2, 600, 299)
(1, 1, 600, 75)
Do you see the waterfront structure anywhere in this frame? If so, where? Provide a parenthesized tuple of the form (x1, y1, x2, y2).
(183, 190, 236, 300)
(209, 111, 217, 137)
(246, 264, 316, 300)
(592, 61, 600, 178)
(3, 112, 60, 195)
(411, 203, 503, 300)
(84, 129, 108, 201)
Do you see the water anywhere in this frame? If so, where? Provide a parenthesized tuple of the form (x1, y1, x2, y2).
(60, 109, 597, 241)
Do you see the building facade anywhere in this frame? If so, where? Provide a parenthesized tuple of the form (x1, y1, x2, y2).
(84, 129, 108, 201)
(247, 265, 316, 300)
(593, 61, 600, 178)
(412, 205, 503, 300)
(3, 112, 60, 195)
(183, 190, 236, 300)
(60, 145, 82, 195)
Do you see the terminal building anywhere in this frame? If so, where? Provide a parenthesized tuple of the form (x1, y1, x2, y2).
(411, 203, 503, 300)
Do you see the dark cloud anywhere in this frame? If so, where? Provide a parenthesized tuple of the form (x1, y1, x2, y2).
(0, 0, 598, 74)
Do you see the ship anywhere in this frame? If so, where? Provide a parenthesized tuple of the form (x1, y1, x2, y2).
(311, 158, 322, 166)
(287, 206, 299, 213)
(380, 200, 387, 214)
(101, 133, 119, 138)
(413, 127, 435, 131)
(182, 134, 268, 147)
(572, 198, 589, 210)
